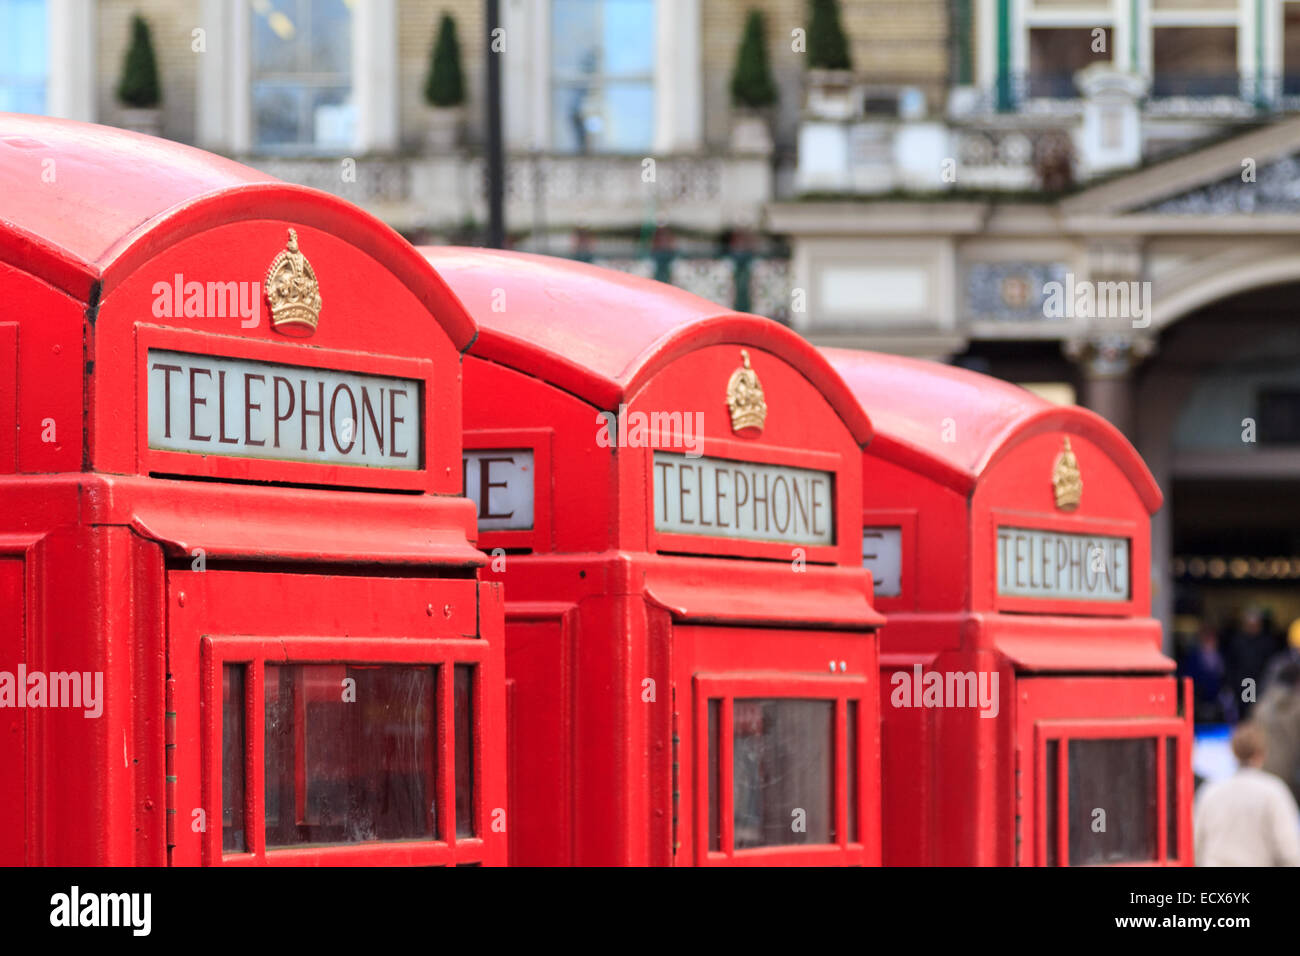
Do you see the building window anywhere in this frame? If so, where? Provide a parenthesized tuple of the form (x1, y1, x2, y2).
(1151, 27, 1239, 98)
(1026, 27, 1111, 98)
(1285, 4, 1300, 96)
(550, 0, 656, 153)
(250, 0, 354, 151)
(0, 0, 47, 114)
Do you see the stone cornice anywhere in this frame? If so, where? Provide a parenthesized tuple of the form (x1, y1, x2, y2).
(765, 201, 990, 235)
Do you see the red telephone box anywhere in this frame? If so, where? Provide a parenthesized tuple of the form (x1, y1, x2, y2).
(0, 115, 505, 865)
(823, 348, 1193, 867)
(421, 247, 884, 866)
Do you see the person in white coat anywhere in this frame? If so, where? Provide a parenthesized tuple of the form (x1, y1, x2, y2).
(1195, 721, 1300, 866)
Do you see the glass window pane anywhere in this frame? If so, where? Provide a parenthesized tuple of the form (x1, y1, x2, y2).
(1027, 28, 1111, 98)
(550, 0, 655, 153)
(0, 0, 48, 114)
(1152, 27, 1239, 97)
(846, 700, 859, 844)
(707, 699, 720, 852)
(1067, 737, 1157, 865)
(264, 663, 438, 847)
(306, 86, 355, 149)
(221, 664, 247, 853)
(1286, 6, 1300, 94)
(1045, 739, 1059, 867)
(733, 699, 834, 849)
(454, 664, 475, 838)
(250, 0, 353, 149)
(603, 0, 656, 76)
(251, 0, 304, 72)
(306, 0, 352, 73)
(552, 84, 596, 154)
(551, 0, 602, 78)
(601, 83, 655, 152)
(252, 83, 305, 148)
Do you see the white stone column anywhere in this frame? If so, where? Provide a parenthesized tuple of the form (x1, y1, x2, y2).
(354, 0, 399, 153)
(975, 0, 997, 91)
(196, 0, 251, 153)
(46, 0, 96, 122)
(503, 0, 545, 149)
(654, 0, 702, 154)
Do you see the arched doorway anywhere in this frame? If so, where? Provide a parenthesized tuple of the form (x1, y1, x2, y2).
(1137, 282, 1300, 724)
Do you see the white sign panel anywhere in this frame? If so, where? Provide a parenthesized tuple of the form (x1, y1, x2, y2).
(464, 449, 534, 531)
(653, 452, 835, 546)
(996, 527, 1130, 602)
(147, 349, 421, 469)
(863, 527, 902, 597)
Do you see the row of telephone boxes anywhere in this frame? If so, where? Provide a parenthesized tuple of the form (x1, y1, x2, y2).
(0, 116, 1191, 866)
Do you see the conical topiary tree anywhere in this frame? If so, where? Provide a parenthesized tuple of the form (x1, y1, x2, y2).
(807, 0, 852, 72)
(117, 14, 161, 108)
(425, 13, 466, 108)
(731, 10, 778, 109)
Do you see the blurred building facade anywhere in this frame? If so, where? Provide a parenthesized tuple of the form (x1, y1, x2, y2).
(4, 0, 1300, 646)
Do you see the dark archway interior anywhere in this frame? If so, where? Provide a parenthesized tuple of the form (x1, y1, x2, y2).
(1143, 281, 1300, 638)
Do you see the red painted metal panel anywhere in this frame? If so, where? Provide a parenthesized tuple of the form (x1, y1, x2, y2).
(0, 554, 24, 864)
(984, 614, 1172, 673)
(0, 263, 83, 474)
(501, 604, 575, 865)
(0, 324, 14, 472)
(643, 560, 884, 629)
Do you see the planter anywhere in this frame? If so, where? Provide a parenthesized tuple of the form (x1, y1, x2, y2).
(805, 68, 857, 121)
(119, 107, 162, 138)
(730, 110, 773, 155)
(426, 106, 465, 153)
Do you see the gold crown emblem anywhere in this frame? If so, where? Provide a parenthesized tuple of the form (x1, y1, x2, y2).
(265, 228, 322, 335)
(1052, 437, 1083, 511)
(726, 349, 767, 435)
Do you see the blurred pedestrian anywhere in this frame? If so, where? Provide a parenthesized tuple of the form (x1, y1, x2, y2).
(1258, 655, 1300, 807)
(1194, 722, 1300, 866)
(1263, 618, 1300, 692)
(1180, 623, 1227, 724)
(1224, 607, 1282, 719)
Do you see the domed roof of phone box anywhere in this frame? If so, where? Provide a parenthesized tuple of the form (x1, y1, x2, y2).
(822, 347, 1161, 513)
(0, 113, 474, 347)
(419, 246, 874, 446)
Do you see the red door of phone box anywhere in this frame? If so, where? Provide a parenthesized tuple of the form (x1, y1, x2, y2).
(0, 115, 505, 866)
(422, 247, 886, 866)
(823, 348, 1192, 867)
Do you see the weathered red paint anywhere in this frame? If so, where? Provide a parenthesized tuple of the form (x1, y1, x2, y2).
(424, 247, 884, 866)
(0, 115, 505, 865)
(823, 348, 1193, 867)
